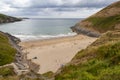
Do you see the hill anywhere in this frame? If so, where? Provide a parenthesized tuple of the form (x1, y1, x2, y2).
(1, 1, 120, 80)
(55, 1, 120, 80)
(0, 32, 17, 66)
(0, 14, 21, 23)
(71, 1, 120, 37)
(55, 30, 120, 80)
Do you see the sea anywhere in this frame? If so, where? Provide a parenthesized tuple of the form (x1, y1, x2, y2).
(0, 18, 83, 41)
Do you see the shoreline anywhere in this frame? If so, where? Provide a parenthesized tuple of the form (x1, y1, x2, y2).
(20, 34, 82, 47)
(20, 34, 97, 74)
(14, 32, 77, 42)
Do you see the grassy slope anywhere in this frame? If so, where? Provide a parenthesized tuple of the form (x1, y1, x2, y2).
(85, 15, 120, 33)
(75, 1, 120, 33)
(55, 31, 120, 80)
(0, 32, 16, 66)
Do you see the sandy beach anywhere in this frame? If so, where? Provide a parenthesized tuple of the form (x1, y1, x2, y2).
(20, 35, 97, 74)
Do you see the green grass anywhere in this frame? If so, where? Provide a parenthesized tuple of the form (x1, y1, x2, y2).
(0, 67, 44, 80)
(91, 30, 120, 46)
(0, 32, 16, 66)
(78, 1, 120, 33)
(42, 71, 54, 78)
(84, 15, 120, 33)
(55, 31, 120, 80)
(0, 14, 9, 19)
(0, 66, 15, 77)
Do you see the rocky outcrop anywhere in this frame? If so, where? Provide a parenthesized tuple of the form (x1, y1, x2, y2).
(71, 26, 100, 37)
(0, 14, 22, 23)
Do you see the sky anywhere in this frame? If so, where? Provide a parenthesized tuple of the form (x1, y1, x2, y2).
(0, 0, 119, 18)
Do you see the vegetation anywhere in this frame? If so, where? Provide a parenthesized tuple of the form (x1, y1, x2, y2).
(85, 15, 120, 33)
(65, 2, 120, 79)
(101, 1, 120, 10)
(0, 32, 16, 66)
(1, 1, 120, 80)
(0, 67, 44, 80)
(0, 66, 18, 80)
(0, 13, 21, 23)
(42, 71, 54, 79)
(74, 1, 120, 33)
(0, 14, 8, 19)
(0, 66, 15, 77)
(55, 31, 120, 80)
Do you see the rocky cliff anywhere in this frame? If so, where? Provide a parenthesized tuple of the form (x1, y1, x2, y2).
(71, 1, 120, 37)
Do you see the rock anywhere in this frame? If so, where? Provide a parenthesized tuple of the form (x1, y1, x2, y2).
(71, 26, 100, 37)
(33, 57, 37, 59)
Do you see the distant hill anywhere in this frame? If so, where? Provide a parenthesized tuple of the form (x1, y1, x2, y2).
(71, 1, 120, 37)
(0, 14, 22, 23)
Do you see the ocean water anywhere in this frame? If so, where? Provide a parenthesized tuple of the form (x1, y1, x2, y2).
(0, 18, 82, 41)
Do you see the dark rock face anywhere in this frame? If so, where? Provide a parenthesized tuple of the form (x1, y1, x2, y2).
(4, 32, 40, 75)
(71, 26, 101, 37)
(0, 17, 22, 23)
(5, 33, 21, 44)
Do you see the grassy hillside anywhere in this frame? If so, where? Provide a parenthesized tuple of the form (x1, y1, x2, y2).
(0, 32, 16, 66)
(84, 15, 120, 33)
(55, 30, 120, 80)
(73, 1, 120, 34)
(63, 2, 120, 79)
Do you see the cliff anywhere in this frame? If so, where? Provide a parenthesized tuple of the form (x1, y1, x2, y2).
(71, 1, 120, 37)
(0, 13, 22, 23)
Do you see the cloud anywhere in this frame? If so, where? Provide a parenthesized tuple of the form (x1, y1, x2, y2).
(0, 0, 119, 18)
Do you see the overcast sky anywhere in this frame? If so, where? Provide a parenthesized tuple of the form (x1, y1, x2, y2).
(0, 0, 119, 18)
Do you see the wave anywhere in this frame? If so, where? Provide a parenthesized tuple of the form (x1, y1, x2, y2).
(14, 33, 77, 41)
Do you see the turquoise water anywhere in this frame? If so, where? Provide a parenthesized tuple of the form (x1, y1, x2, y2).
(0, 18, 82, 41)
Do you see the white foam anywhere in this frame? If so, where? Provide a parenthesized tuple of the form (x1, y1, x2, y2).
(14, 33, 77, 41)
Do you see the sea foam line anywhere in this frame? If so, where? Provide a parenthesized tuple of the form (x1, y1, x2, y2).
(14, 33, 77, 41)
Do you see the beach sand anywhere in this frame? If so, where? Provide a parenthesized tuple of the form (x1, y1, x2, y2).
(19, 35, 97, 74)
